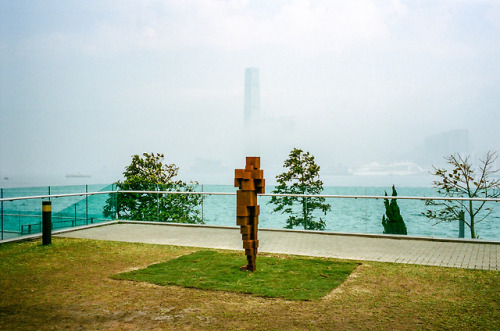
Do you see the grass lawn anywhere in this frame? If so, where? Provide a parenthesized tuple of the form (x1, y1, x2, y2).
(113, 250, 359, 300)
(1, 237, 499, 330)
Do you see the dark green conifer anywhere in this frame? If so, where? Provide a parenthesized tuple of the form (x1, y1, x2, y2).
(382, 185, 407, 235)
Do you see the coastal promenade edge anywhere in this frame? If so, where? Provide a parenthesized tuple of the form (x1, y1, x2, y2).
(2, 221, 499, 271)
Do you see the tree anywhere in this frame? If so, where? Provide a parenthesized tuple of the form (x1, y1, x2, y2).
(423, 151, 500, 238)
(382, 185, 407, 235)
(103, 153, 203, 224)
(269, 148, 331, 230)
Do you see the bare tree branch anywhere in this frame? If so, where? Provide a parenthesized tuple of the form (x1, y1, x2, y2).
(424, 151, 500, 238)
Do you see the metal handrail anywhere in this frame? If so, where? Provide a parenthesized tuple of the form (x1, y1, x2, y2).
(1, 190, 499, 203)
(261, 193, 500, 202)
(0, 191, 115, 202)
(117, 190, 235, 196)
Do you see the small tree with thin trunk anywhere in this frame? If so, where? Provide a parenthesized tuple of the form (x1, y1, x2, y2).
(269, 148, 331, 230)
(423, 151, 500, 238)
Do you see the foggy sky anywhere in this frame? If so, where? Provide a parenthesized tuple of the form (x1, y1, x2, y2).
(1, 0, 499, 185)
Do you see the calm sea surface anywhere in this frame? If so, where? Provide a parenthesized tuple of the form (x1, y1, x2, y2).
(200, 185, 500, 240)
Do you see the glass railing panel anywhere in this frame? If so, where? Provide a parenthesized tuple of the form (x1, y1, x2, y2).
(1, 198, 44, 238)
(52, 184, 117, 228)
(197, 185, 235, 226)
(477, 200, 500, 240)
(108, 183, 201, 223)
(1, 187, 46, 239)
(87, 186, 116, 223)
(420, 199, 500, 240)
(258, 193, 282, 229)
(0, 184, 118, 240)
(50, 185, 86, 215)
(1, 183, 498, 241)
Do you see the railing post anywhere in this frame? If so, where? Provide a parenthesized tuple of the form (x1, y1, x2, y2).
(459, 210, 465, 238)
(156, 184, 159, 222)
(42, 201, 52, 245)
(85, 185, 89, 225)
(114, 184, 118, 220)
(1, 188, 3, 240)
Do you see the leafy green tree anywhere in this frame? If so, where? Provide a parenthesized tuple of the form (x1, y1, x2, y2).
(103, 153, 203, 224)
(269, 148, 331, 230)
(423, 151, 500, 238)
(382, 185, 407, 235)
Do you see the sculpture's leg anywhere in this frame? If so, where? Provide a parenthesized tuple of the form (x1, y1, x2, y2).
(246, 255, 256, 272)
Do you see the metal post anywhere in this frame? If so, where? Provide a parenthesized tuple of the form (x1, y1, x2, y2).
(114, 184, 118, 220)
(85, 185, 88, 225)
(156, 184, 160, 222)
(1, 188, 3, 240)
(201, 184, 204, 222)
(458, 210, 465, 238)
(302, 185, 306, 230)
(42, 201, 52, 245)
(364, 187, 368, 233)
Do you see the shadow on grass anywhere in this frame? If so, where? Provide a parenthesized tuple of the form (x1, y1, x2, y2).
(113, 250, 359, 301)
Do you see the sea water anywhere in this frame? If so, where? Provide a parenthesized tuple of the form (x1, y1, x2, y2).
(199, 185, 500, 240)
(1, 183, 499, 241)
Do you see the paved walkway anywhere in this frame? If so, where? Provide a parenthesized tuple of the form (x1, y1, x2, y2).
(54, 221, 500, 271)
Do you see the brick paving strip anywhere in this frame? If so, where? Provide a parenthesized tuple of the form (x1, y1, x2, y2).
(42, 221, 499, 271)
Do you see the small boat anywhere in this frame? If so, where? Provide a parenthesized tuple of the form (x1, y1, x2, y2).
(65, 173, 91, 178)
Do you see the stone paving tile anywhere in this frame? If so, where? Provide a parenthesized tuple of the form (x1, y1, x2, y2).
(55, 222, 500, 271)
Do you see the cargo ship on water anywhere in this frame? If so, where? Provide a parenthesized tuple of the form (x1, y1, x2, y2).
(65, 173, 91, 178)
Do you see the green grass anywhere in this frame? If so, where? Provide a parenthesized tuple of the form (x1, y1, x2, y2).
(113, 250, 359, 300)
(1, 238, 499, 330)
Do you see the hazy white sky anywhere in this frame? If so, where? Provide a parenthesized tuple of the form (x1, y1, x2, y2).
(1, 0, 499, 185)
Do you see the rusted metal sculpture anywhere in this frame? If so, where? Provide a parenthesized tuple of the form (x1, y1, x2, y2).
(234, 157, 265, 272)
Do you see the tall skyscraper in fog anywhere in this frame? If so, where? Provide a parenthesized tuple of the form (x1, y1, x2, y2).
(244, 68, 261, 155)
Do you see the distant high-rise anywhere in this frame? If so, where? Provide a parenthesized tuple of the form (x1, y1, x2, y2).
(244, 68, 261, 155)
(244, 68, 260, 128)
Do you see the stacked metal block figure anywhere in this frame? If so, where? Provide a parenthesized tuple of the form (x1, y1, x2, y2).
(234, 157, 265, 272)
